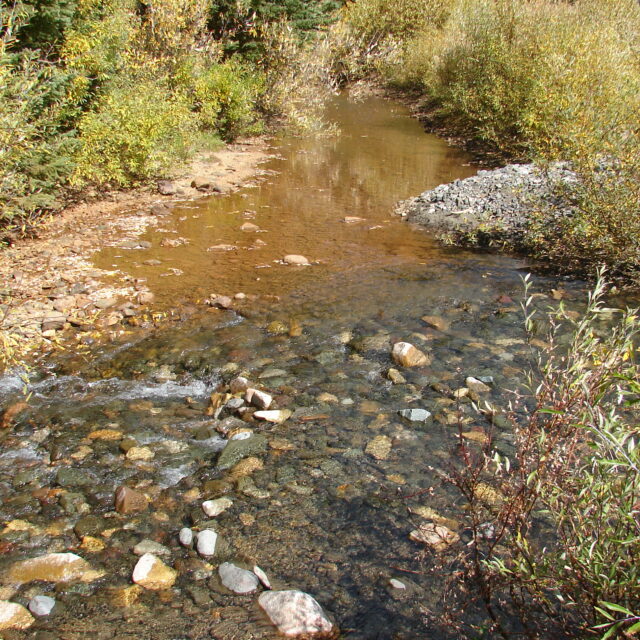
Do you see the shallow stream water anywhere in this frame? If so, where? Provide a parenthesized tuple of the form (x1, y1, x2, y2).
(0, 95, 592, 639)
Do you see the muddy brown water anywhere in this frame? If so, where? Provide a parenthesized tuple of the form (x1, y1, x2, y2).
(0, 95, 591, 639)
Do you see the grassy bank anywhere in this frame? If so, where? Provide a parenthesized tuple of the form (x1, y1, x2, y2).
(328, 0, 640, 286)
(0, 0, 341, 238)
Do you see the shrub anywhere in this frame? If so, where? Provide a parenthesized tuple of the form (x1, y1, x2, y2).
(72, 78, 198, 186)
(191, 59, 265, 140)
(448, 273, 640, 637)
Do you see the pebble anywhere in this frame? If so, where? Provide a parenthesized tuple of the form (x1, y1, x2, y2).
(258, 590, 333, 636)
(126, 446, 154, 461)
(465, 376, 492, 393)
(202, 497, 233, 517)
(179, 528, 193, 547)
(389, 579, 406, 590)
(196, 529, 218, 556)
(114, 486, 149, 514)
(132, 553, 177, 590)
(28, 595, 56, 617)
(219, 562, 260, 594)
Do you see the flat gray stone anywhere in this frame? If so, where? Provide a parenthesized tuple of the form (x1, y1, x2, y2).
(218, 562, 259, 594)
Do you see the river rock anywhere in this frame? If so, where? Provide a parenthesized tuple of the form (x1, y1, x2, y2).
(132, 553, 177, 590)
(409, 523, 460, 551)
(7, 553, 104, 585)
(365, 435, 392, 460)
(0, 601, 34, 630)
(217, 433, 267, 469)
(126, 446, 154, 461)
(253, 565, 271, 589)
(229, 376, 249, 393)
(157, 180, 176, 195)
(202, 497, 233, 517)
(283, 254, 310, 266)
(179, 528, 193, 547)
(219, 562, 260, 594)
(241, 222, 260, 232)
(196, 529, 218, 556)
(253, 409, 292, 424)
(133, 539, 171, 557)
(387, 368, 406, 384)
(465, 376, 492, 393)
(258, 590, 333, 637)
(245, 388, 272, 409)
(115, 486, 149, 514)
(421, 315, 450, 331)
(398, 408, 432, 422)
(391, 342, 431, 367)
(28, 595, 55, 617)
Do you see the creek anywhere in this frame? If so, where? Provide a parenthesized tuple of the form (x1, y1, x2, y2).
(0, 95, 590, 639)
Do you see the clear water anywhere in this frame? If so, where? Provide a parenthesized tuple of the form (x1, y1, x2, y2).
(0, 95, 590, 639)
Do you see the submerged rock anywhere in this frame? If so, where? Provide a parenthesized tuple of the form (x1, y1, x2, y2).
(115, 486, 149, 514)
(28, 595, 56, 617)
(218, 562, 259, 594)
(258, 590, 333, 637)
(283, 255, 310, 266)
(398, 408, 432, 422)
(409, 523, 460, 551)
(391, 342, 431, 367)
(6, 553, 104, 585)
(253, 409, 291, 424)
(132, 553, 177, 590)
(0, 601, 34, 630)
(202, 497, 233, 517)
(365, 435, 392, 460)
(217, 433, 267, 469)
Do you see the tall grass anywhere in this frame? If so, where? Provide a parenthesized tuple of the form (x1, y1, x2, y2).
(331, 0, 640, 284)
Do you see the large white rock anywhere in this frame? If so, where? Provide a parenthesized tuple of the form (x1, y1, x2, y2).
(258, 590, 333, 636)
(218, 562, 259, 594)
(196, 529, 218, 556)
(202, 497, 233, 517)
(132, 553, 177, 590)
(0, 601, 34, 630)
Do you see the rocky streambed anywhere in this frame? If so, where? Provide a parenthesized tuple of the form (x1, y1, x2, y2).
(0, 94, 596, 639)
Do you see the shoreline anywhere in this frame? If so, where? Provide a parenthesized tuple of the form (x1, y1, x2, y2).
(0, 138, 273, 369)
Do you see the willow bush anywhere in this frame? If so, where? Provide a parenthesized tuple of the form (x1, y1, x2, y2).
(448, 275, 640, 638)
